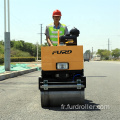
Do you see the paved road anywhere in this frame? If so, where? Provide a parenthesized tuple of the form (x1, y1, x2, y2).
(0, 61, 120, 120)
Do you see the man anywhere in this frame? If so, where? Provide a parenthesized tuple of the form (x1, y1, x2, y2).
(45, 9, 68, 46)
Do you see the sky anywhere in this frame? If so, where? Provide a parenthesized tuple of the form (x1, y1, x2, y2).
(0, 0, 120, 53)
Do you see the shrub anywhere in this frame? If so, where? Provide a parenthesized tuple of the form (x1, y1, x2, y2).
(0, 57, 36, 64)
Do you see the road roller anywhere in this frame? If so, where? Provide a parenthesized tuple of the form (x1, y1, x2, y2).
(39, 28, 86, 107)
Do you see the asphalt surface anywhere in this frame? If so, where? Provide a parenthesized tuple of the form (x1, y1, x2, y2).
(0, 61, 120, 120)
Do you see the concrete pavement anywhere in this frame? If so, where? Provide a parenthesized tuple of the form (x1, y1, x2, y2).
(0, 61, 120, 120)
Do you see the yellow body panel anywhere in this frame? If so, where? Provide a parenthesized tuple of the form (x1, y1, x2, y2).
(41, 46, 83, 71)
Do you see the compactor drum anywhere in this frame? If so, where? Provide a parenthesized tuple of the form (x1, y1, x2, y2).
(39, 28, 86, 107)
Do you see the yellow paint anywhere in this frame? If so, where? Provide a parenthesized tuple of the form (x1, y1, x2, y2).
(41, 46, 83, 71)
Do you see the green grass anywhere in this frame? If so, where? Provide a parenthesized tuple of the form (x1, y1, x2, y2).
(102, 59, 120, 61)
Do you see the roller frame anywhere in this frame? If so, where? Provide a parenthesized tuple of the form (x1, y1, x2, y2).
(39, 69, 86, 107)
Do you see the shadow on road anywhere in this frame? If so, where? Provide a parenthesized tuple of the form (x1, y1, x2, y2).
(43, 99, 101, 111)
(86, 76, 107, 77)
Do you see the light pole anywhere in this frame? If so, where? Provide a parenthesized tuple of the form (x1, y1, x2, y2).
(36, 42, 38, 61)
(4, 0, 11, 71)
(40, 24, 42, 46)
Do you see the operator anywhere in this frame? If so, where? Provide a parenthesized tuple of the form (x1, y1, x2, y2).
(45, 9, 68, 46)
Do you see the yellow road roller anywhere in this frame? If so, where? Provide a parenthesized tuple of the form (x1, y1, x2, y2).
(39, 28, 86, 107)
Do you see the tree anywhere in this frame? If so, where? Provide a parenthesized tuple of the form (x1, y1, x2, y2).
(85, 50, 91, 54)
(112, 48, 120, 59)
(8, 40, 42, 57)
(43, 42, 48, 46)
(97, 49, 111, 60)
(0, 40, 4, 45)
(0, 41, 4, 55)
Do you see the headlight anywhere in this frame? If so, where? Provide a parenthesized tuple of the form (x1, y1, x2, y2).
(56, 63, 69, 70)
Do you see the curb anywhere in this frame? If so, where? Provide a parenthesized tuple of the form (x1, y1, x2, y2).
(0, 67, 41, 81)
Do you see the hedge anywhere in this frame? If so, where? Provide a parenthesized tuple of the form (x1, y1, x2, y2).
(0, 57, 40, 64)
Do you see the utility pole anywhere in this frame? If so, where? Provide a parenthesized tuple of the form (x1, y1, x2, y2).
(40, 24, 42, 46)
(92, 47, 93, 59)
(108, 38, 110, 51)
(38, 24, 45, 46)
(4, 0, 11, 71)
(4, 0, 6, 32)
(41, 24, 42, 46)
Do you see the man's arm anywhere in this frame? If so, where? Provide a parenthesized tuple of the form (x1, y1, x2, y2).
(46, 36, 53, 46)
(45, 26, 53, 46)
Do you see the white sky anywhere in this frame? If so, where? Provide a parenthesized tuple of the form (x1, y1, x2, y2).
(0, 0, 120, 52)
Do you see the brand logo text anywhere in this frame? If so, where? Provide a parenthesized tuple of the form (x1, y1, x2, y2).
(52, 50, 72, 55)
